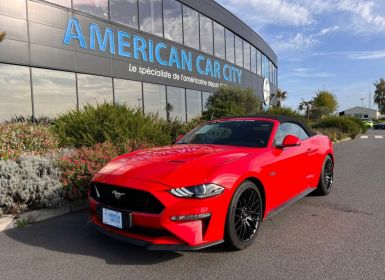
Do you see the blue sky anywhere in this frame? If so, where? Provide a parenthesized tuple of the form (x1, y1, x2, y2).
(216, 0, 385, 111)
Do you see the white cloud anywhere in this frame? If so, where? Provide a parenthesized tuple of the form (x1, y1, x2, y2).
(283, 68, 332, 78)
(347, 50, 385, 60)
(337, 1, 385, 32)
(316, 26, 340, 36)
(309, 50, 385, 60)
(271, 25, 339, 53)
(216, 0, 314, 27)
(217, 0, 385, 33)
(271, 33, 318, 53)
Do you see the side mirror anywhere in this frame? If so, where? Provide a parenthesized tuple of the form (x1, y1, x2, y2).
(175, 134, 184, 142)
(281, 135, 301, 148)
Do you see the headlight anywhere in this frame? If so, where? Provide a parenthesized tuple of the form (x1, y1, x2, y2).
(170, 183, 224, 198)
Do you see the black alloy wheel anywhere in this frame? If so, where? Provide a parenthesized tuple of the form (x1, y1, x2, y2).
(323, 158, 334, 191)
(225, 181, 263, 250)
(314, 155, 334, 196)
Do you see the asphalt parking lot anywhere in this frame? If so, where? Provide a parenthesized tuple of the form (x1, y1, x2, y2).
(1, 129, 384, 280)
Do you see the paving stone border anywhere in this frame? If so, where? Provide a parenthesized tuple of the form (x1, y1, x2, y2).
(0, 201, 88, 232)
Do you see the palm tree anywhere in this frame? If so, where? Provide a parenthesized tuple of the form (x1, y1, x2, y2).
(274, 89, 287, 108)
(0, 32, 5, 43)
(298, 99, 313, 122)
(374, 78, 385, 114)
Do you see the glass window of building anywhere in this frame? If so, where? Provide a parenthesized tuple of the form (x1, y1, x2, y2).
(77, 74, 113, 107)
(114, 79, 142, 109)
(139, 0, 163, 37)
(235, 35, 243, 67)
(163, 0, 183, 44)
(110, 0, 138, 29)
(269, 62, 273, 83)
(199, 14, 213, 55)
(250, 47, 257, 74)
(262, 55, 266, 77)
(0, 64, 31, 122)
(262, 54, 267, 78)
(202, 91, 213, 111)
(263, 55, 269, 78)
(275, 66, 278, 85)
(213, 22, 225, 59)
(243, 41, 251, 70)
(143, 83, 166, 119)
(47, 0, 71, 7)
(225, 29, 234, 63)
(32, 68, 76, 118)
(257, 50, 262, 76)
(183, 5, 199, 50)
(73, 0, 108, 19)
(186, 89, 202, 121)
(167, 86, 186, 122)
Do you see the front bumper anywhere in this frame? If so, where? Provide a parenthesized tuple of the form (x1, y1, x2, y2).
(89, 175, 231, 250)
(89, 221, 223, 251)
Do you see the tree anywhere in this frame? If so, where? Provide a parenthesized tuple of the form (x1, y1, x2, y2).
(298, 99, 313, 122)
(374, 78, 385, 114)
(0, 32, 5, 43)
(311, 90, 338, 120)
(273, 89, 287, 108)
(202, 86, 261, 120)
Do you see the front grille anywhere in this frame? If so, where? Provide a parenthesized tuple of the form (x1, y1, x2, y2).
(95, 206, 171, 236)
(91, 183, 164, 214)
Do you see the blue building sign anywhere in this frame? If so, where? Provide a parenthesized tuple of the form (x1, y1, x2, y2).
(63, 18, 242, 86)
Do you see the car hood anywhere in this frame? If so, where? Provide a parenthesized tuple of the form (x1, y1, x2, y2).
(96, 144, 255, 187)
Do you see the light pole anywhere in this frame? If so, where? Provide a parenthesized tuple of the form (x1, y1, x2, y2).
(360, 97, 365, 119)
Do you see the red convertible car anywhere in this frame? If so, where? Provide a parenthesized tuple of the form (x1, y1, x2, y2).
(89, 115, 334, 250)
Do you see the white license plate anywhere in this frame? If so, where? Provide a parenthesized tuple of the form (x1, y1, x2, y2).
(102, 208, 123, 229)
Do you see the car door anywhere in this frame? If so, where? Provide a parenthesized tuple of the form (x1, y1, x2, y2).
(270, 122, 311, 205)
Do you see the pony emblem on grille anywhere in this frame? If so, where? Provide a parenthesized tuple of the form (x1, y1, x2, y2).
(112, 190, 125, 199)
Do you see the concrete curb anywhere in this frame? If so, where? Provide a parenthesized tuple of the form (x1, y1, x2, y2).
(0, 201, 88, 233)
(333, 137, 352, 143)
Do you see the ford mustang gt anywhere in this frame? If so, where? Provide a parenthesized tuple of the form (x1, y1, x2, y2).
(89, 115, 334, 250)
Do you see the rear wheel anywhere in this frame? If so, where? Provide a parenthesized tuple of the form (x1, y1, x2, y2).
(225, 181, 263, 250)
(314, 155, 334, 196)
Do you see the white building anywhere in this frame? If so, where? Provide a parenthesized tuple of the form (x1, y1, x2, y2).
(339, 106, 380, 120)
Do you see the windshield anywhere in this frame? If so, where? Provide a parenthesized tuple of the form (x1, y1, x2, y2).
(177, 120, 274, 147)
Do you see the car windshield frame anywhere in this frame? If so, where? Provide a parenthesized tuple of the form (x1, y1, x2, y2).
(176, 119, 274, 148)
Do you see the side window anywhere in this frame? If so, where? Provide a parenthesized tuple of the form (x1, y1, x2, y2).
(274, 123, 309, 146)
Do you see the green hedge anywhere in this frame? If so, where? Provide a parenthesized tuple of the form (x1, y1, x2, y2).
(343, 116, 368, 134)
(313, 127, 349, 142)
(313, 116, 362, 139)
(258, 106, 306, 122)
(51, 103, 186, 148)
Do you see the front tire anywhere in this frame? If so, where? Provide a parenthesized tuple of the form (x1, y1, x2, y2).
(225, 181, 263, 250)
(314, 155, 334, 196)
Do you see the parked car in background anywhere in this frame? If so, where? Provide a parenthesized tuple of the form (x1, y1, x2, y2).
(362, 119, 374, 128)
(373, 122, 385, 129)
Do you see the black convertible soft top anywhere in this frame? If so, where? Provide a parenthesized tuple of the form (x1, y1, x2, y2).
(222, 114, 315, 137)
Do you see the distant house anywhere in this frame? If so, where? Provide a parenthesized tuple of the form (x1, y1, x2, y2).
(339, 106, 380, 120)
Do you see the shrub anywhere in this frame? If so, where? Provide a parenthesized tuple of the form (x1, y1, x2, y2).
(58, 140, 152, 200)
(0, 123, 59, 160)
(258, 106, 306, 122)
(202, 86, 261, 120)
(313, 127, 348, 142)
(0, 156, 63, 216)
(344, 116, 368, 134)
(51, 103, 178, 148)
(313, 116, 361, 139)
